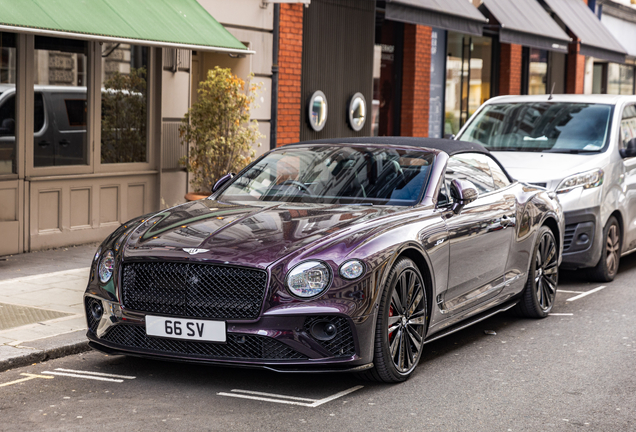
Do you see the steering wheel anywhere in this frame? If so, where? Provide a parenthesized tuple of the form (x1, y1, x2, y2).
(280, 179, 313, 196)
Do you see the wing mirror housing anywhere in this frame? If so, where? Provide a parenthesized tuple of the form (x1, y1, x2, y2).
(620, 138, 636, 159)
(450, 179, 479, 214)
(212, 172, 235, 193)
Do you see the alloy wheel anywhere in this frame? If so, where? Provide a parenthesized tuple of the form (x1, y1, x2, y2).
(606, 224, 620, 278)
(387, 269, 426, 374)
(534, 231, 558, 311)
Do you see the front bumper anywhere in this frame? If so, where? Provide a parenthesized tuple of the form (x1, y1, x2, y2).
(560, 206, 603, 269)
(84, 295, 374, 371)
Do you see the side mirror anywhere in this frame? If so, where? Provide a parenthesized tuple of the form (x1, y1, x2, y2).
(212, 172, 235, 193)
(620, 138, 636, 158)
(450, 179, 479, 214)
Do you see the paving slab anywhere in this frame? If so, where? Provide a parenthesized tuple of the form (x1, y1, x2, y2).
(0, 244, 96, 372)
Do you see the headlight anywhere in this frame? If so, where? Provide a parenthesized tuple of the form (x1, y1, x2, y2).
(98, 250, 115, 283)
(340, 260, 365, 279)
(556, 169, 603, 194)
(286, 261, 331, 298)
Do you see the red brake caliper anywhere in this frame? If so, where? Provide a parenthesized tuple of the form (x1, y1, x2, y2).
(388, 304, 395, 342)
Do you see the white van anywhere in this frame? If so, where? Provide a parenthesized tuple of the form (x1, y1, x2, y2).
(457, 94, 636, 282)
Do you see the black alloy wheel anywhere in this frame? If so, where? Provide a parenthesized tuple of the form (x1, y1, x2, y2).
(361, 257, 427, 383)
(516, 226, 558, 318)
(588, 216, 621, 282)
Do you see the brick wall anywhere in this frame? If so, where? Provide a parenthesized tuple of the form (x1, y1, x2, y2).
(499, 43, 522, 95)
(400, 24, 431, 137)
(566, 41, 585, 94)
(276, 4, 304, 146)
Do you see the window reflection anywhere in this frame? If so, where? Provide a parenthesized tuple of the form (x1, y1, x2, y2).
(0, 32, 16, 175)
(33, 36, 88, 167)
(100, 44, 148, 164)
(445, 33, 492, 136)
(528, 49, 547, 95)
(608, 64, 634, 96)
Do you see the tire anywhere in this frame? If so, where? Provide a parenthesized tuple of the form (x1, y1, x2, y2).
(358, 257, 428, 383)
(588, 216, 621, 282)
(515, 226, 558, 318)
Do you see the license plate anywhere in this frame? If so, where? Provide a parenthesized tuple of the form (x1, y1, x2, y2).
(145, 315, 226, 342)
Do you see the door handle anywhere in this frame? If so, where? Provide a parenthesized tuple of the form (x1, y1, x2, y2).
(38, 140, 50, 147)
(59, 139, 70, 147)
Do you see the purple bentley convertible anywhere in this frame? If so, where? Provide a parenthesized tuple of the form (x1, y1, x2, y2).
(84, 137, 564, 382)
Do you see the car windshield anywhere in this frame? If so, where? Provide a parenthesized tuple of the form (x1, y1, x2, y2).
(458, 102, 613, 153)
(217, 145, 435, 206)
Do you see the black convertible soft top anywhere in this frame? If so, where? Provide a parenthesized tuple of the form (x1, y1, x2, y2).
(288, 137, 514, 182)
(290, 136, 490, 157)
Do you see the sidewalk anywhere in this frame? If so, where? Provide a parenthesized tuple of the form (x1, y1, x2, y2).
(0, 243, 99, 372)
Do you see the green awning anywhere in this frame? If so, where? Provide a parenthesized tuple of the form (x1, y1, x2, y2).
(0, 0, 253, 54)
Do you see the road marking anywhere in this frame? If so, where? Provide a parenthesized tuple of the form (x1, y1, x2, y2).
(53, 368, 136, 380)
(0, 373, 54, 388)
(230, 389, 317, 402)
(557, 290, 585, 294)
(42, 371, 124, 383)
(217, 385, 364, 407)
(566, 286, 607, 302)
(549, 313, 574, 316)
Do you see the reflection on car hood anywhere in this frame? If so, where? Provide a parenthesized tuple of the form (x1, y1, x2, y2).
(123, 199, 400, 268)
(492, 151, 602, 187)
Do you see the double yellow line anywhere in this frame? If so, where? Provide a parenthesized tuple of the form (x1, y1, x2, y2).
(0, 373, 53, 388)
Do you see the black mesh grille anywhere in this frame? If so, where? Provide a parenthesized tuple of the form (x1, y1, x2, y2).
(121, 262, 267, 320)
(101, 324, 305, 360)
(564, 224, 576, 251)
(304, 316, 355, 357)
(85, 297, 101, 334)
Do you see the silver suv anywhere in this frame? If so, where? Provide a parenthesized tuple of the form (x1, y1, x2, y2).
(457, 94, 636, 282)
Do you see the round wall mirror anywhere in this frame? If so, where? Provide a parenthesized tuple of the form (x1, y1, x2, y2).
(308, 90, 328, 131)
(348, 93, 367, 131)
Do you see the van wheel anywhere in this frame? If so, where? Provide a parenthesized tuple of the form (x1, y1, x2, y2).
(588, 216, 621, 282)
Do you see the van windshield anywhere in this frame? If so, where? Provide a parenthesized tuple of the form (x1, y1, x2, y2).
(458, 102, 613, 153)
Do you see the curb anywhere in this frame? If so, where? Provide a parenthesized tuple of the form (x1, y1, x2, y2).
(0, 332, 92, 373)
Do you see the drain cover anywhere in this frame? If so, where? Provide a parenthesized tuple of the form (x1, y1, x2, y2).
(0, 303, 73, 331)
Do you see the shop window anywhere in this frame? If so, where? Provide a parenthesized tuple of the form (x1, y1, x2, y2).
(592, 63, 605, 94)
(608, 64, 635, 96)
(100, 43, 149, 164)
(33, 36, 88, 168)
(445, 33, 492, 136)
(528, 49, 548, 95)
(0, 32, 16, 175)
(372, 20, 403, 137)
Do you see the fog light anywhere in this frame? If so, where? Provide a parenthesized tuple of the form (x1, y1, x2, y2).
(90, 301, 103, 321)
(577, 233, 590, 244)
(310, 320, 338, 341)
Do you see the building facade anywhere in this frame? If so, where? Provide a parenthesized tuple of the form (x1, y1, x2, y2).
(0, 0, 252, 255)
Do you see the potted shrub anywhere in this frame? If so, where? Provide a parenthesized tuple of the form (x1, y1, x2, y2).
(180, 66, 263, 200)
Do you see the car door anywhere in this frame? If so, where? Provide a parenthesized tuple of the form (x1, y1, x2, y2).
(619, 104, 636, 252)
(440, 152, 516, 313)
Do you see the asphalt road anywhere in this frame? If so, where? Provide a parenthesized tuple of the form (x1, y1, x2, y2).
(1, 256, 636, 432)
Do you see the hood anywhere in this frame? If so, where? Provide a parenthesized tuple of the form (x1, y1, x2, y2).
(122, 199, 400, 269)
(492, 151, 604, 189)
